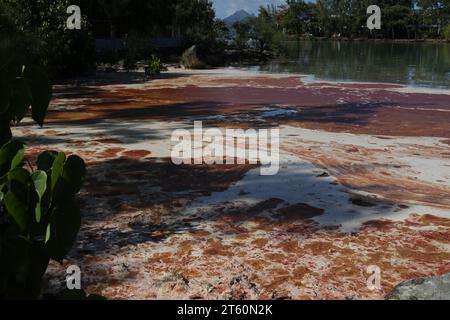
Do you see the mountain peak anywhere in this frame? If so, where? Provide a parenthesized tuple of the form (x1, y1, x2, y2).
(235, 9, 250, 15)
(223, 10, 252, 26)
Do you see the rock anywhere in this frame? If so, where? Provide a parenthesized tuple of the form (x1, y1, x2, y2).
(181, 45, 206, 69)
(350, 197, 377, 207)
(316, 172, 330, 178)
(238, 189, 250, 196)
(226, 275, 258, 300)
(181, 45, 224, 69)
(386, 273, 450, 300)
(276, 203, 324, 221)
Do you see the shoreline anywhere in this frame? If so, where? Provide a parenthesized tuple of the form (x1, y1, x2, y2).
(62, 67, 450, 96)
(284, 38, 450, 43)
(234, 67, 450, 95)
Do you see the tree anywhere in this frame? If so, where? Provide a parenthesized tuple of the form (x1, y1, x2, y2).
(282, 0, 314, 38)
(233, 21, 252, 52)
(417, 0, 450, 37)
(314, 0, 333, 37)
(1, 0, 95, 77)
(249, 6, 281, 56)
(349, 0, 373, 37)
(445, 24, 450, 40)
(213, 19, 231, 51)
(97, 0, 132, 39)
(383, 4, 415, 38)
(85, 0, 220, 50)
(173, 0, 217, 49)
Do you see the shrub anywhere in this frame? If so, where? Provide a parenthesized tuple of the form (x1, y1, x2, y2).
(0, 143, 86, 299)
(0, 54, 87, 299)
(145, 54, 165, 77)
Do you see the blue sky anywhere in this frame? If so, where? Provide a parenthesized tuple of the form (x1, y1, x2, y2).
(212, 0, 287, 18)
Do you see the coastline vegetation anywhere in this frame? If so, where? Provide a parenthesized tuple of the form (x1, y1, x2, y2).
(1, 0, 449, 73)
(229, 0, 450, 61)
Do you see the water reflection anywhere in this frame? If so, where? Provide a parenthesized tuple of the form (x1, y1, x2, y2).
(256, 41, 450, 89)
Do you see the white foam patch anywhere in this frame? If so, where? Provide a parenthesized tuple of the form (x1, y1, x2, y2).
(180, 149, 450, 232)
(13, 119, 184, 159)
(281, 126, 450, 187)
(177, 125, 450, 232)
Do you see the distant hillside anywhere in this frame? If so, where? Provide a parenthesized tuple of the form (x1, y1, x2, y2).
(223, 10, 252, 26)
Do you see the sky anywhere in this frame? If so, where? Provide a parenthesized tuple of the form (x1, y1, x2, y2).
(211, 0, 286, 19)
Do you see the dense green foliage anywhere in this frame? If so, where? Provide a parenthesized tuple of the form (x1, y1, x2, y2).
(278, 0, 450, 39)
(76, 0, 222, 54)
(0, 144, 85, 299)
(0, 56, 52, 146)
(54, 0, 225, 67)
(0, 0, 95, 77)
(0, 56, 86, 299)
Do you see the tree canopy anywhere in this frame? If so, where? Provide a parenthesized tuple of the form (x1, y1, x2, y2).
(257, 0, 449, 40)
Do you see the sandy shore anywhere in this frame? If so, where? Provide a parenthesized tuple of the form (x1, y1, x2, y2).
(13, 68, 450, 300)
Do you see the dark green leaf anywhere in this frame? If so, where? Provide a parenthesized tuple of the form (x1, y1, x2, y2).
(5, 168, 38, 233)
(36, 150, 58, 172)
(60, 155, 86, 195)
(45, 224, 51, 244)
(34, 204, 42, 225)
(10, 77, 32, 123)
(8, 167, 32, 202)
(26, 242, 50, 298)
(4, 191, 30, 233)
(45, 199, 81, 261)
(32, 171, 47, 223)
(0, 226, 30, 278)
(0, 140, 25, 177)
(23, 65, 52, 127)
(32, 171, 47, 199)
(10, 144, 25, 170)
(50, 152, 66, 192)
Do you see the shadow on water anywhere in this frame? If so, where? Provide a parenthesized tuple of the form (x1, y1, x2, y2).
(72, 156, 401, 257)
(17, 100, 388, 151)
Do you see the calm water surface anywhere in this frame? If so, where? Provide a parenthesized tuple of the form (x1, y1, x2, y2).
(254, 41, 450, 89)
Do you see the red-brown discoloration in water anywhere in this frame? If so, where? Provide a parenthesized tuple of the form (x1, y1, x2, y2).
(49, 75, 450, 137)
(14, 71, 449, 300)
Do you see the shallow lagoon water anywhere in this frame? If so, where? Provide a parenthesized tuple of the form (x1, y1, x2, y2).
(254, 41, 450, 89)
